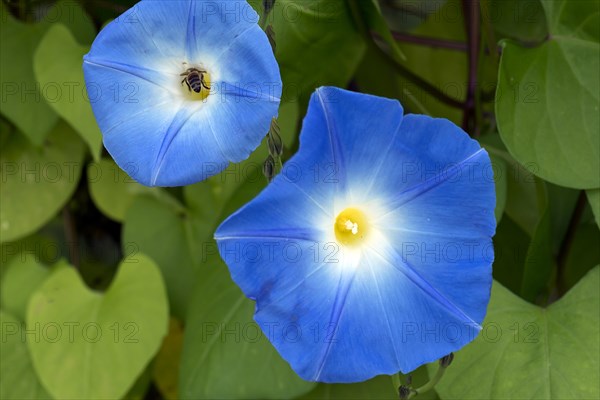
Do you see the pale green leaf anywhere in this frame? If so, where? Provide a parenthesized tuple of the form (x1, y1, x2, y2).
(34, 24, 102, 159)
(0, 1, 95, 145)
(0, 122, 85, 243)
(26, 255, 169, 400)
(87, 158, 161, 222)
(0, 311, 52, 400)
(0, 5, 57, 144)
(0, 255, 51, 321)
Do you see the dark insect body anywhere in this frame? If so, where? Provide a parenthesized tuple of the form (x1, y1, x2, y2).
(180, 68, 210, 93)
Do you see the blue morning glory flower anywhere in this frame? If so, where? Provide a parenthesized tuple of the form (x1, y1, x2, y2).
(215, 87, 496, 382)
(83, 0, 281, 186)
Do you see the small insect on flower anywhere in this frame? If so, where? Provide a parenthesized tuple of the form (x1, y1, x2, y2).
(180, 66, 211, 94)
(215, 87, 496, 383)
(83, 0, 281, 186)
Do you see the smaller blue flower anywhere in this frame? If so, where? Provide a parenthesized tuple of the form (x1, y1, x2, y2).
(83, 0, 281, 186)
(215, 87, 496, 382)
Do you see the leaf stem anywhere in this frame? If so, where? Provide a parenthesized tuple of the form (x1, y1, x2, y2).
(408, 365, 445, 398)
(403, 355, 453, 399)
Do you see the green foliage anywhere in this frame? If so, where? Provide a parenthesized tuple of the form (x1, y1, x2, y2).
(431, 267, 600, 399)
(376, 0, 448, 33)
(0, 5, 57, 145)
(0, 311, 52, 400)
(26, 255, 168, 400)
(153, 318, 184, 400)
(271, 0, 366, 101)
(1, 0, 598, 398)
(356, 0, 469, 124)
(0, 255, 51, 321)
(488, 152, 507, 222)
(0, 122, 84, 243)
(488, 0, 548, 42)
(34, 24, 102, 160)
(353, 0, 406, 63)
(87, 158, 161, 222)
(496, 0, 600, 189)
(123, 194, 200, 320)
(179, 255, 316, 399)
(300, 375, 398, 399)
(564, 222, 600, 291)
(0, 0, 95, 145)
(587, 189, 600, 227)
(484, 141, 555, 303)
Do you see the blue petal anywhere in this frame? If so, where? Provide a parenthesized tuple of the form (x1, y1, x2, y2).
(184, 0, 261, 62)
(215, 87, 496, 382)
(305, 87, 404, 198)
(316, 244, 486, 380)
(83, 0, 281, 186)
(205, 82, 279, 163)
(215, 163, 337, 303)
(252, 241, 486, 382)
(86, 2, 190, 71)
(363, 114, 493, 212)
(82, 60, 181, 185)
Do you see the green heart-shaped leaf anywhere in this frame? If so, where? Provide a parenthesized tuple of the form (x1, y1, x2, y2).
(34, 24, 102, 159)
(0, 122, 84, 243)
(27, 254, 168, 400)
(0, 1, 95, 145)
(88, 158, 158, 222)
(431, 267, 600, 399)
(496, 0, 599, 188)
(0, 311, 52, 400)
(0, 5, 57, 145)
(0, 255, 51, 321)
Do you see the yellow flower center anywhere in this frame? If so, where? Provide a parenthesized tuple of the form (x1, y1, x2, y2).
(334, 208, 369, 247)
(180, 67, 211, 101)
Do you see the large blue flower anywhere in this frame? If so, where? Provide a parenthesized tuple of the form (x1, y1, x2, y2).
(83, 0, 281, 186)
(215, 87, 496, 382)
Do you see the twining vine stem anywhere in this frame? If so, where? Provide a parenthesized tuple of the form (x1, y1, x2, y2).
(346, 0, 495, 133)
(389, 31, 468, 51)
(462, 0, 481, 135)
(399, 353, 454, 399)
(347, 0, 465, 108)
